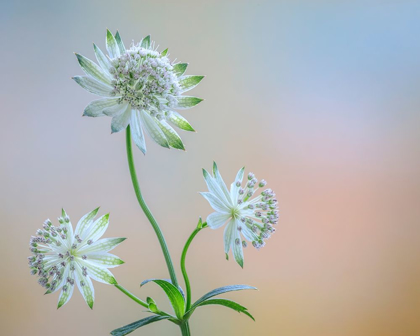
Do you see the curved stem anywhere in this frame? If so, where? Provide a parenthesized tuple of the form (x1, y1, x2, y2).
(114, 284, 148, 308)
(180, 321, 191, 336)
(181, 224, 207, 311)
(126, 126, 178, 287)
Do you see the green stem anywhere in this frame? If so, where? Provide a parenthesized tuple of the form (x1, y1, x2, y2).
(181, 224, 206, 311)
(126, 126, 178, 287)
(180, 321, 191, 336)
(114, 284, 148, 308)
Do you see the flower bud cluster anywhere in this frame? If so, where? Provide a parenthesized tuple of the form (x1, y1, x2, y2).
(28, 216, 84, 293)
(109, 43, 181, 114)
(236, 173, 279, 250)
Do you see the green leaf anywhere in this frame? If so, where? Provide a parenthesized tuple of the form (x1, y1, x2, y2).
(167, 111, 195, 132)
(192, 285, 257, 309)
(141, 279, 185, 319)
(179, 75, 204, 93)
(75, 53, 112, 85)
(194, 298, 255, 321)
(115, 31, 126, 54)
(106, 29, 120, 59)
(173, 63, 188, 77)
(176, 96, 203, 109)
(161, 48, 168, 56)
(110, 315, 169, 336)
(141, 35, 151, 49)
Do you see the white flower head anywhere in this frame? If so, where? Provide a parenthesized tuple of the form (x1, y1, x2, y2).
(73, 30, 204, 154)
(28, 208, 125, 309)
(201, 162, 279, 267)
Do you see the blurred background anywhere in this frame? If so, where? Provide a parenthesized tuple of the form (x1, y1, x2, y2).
(1, 0, 419, 335)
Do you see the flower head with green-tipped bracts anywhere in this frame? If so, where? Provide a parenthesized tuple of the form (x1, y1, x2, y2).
(28, 208, 125, 309)
(201, 163, 279, 267)
(73, 29, 204, 154)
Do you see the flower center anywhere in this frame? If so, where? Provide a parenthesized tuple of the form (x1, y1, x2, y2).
(231, 206, 241, 219)
(109, 47, 181, 113)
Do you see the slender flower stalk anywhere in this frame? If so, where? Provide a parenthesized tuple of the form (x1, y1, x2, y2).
(114, 284, 148, 308)
(126, 125, 178, 287)
(181, 222, 207, 311)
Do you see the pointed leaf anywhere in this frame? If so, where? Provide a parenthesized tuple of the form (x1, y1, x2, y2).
(179, 75, 204, 93)
(192, 298, 254, 321)
(140, 111, 169, 148)
(141, 35, 151, 49)
(110, 315, 169, 336)
(140, 279, 185, 319)
(93, 43, 112, 75)
(115, 31, 126, 54)
(161, 48, 168, 56)
(104, 102, 129, 117)
(176, 96, 203, 109)
(75, 53, 112, 84)
(106, 29, 120, 59)
(173, 63, 188, 77)
(167, 111, 195, 131)
(192, 284, 257, 309)
(156, 119, 185, 150)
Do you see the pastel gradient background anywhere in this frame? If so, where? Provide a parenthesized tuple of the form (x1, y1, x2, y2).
(1, 1, 419, 335)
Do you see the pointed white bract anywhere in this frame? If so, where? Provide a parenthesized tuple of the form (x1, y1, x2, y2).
(74, 30, 203, 154)
(201, 163, 279, 267)
(28, 208, 125, 309)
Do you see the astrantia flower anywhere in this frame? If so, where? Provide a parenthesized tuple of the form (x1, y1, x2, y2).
(201, 163, 279, 267)
(73, 29, 204, 154)
(28, 208, 125, 309)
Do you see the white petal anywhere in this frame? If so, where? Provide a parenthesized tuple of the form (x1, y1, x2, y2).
(240, 223, 258, 242)
(94, 43, 112, 75)
(81, 260, 117, 285)
(73, 76, 114, 97)
(212, 162, 232, 203)
(75, 208, 99, 239)
(200, 192, 230, 213)
(111, 106, 131, 133)
(78, 237, 126, 254)
(202, 169, 232, 207)
(75, 53, 113, 85)
(84, 214, 109, 243)
(206, 212, 231, 229)
(140, 111, 169, 148)
(57, 271, 75, 308)
(83, 98, 121, 117)
(230, 167, 245, 204)
(131, 110, 147, 154)
(232, 223, 244, 268)
(103, 101, 128, 117)
(223, 219, 236, 254)
(75, 262, 95, 308)
(84, 253, 124, 268)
